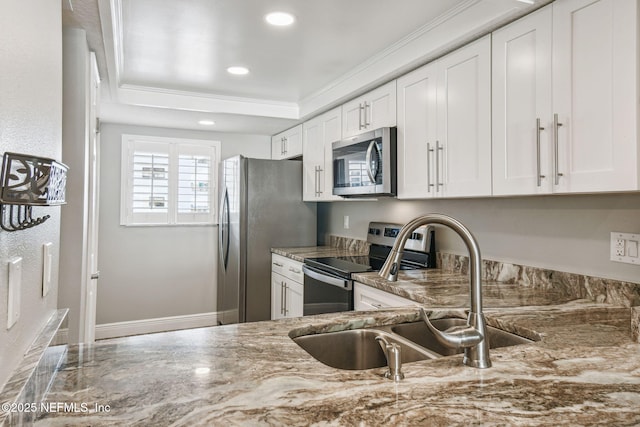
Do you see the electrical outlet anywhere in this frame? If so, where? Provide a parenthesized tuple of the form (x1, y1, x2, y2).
(611, 232, 640, 265)
(42, 242, 53, 297)
(7, 257, 22, 329)
(343, 215, 350, 229)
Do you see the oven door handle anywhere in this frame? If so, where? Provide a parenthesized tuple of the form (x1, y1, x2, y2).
(302, 265, 353, 291)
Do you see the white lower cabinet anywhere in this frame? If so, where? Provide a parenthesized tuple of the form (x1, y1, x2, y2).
(271, 254, 304, 320)
(271, 273, 303, 319)
(354, 282, 417, 311)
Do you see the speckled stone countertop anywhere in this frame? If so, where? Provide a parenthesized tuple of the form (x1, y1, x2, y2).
(36, 302, 640, 426)
(32, 245, 640, 425)
(273, 245, 574, 308)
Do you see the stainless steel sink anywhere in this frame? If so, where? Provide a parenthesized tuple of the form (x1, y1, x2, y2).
(391, 318, 534, 356)
(292, 329, 440, 370)
(292, 318, 534, 370)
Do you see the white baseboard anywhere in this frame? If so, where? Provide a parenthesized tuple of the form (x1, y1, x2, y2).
(95, 312, 220, 340)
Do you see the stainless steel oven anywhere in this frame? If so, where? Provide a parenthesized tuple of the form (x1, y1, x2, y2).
(332, 127, 397, 197)
(302, 222, 436, 316)
(301, 263, 358, 315)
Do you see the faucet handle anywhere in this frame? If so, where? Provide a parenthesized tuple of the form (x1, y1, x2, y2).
(375, 336, 404, 381)
(419, 308, 483, 349)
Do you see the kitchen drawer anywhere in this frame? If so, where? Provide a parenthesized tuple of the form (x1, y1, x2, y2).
(354, 282, 417, 311)
(271, 253, 304, 284)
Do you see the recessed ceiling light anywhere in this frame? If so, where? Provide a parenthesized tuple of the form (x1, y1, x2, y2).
(265, 12, 295, 26)
(227, 66, 249, 75)
(198, 120, 215, 126)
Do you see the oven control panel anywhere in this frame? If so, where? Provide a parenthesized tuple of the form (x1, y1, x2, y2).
(367, 222, 431, 253)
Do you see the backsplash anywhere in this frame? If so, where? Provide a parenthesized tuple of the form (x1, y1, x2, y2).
(326, 235, 640, 308)
(438, 253, 640, 308)
(328, 235, 370, 253)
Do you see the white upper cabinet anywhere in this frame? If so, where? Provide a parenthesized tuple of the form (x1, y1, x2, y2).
(302, 107, 342, 201)
(552, 0, 638, 193)
(492, 7, 553, 195)
(436, 35, 492, 197)
(397, 62, 438, 198)
(272, 124, 303, 160)
(493, 0, 638, 195)
(397, 35, 492, 199)
(342, 81, 397, 138)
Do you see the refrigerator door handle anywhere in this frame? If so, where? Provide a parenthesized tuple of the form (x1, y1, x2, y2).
(219, 188, 230, 270)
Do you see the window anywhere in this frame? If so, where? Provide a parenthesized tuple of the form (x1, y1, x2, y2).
(121, 135, 220, 226)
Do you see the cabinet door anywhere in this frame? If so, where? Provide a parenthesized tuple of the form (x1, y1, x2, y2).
(271, 134, 285, 160)
(341, 81, 397, 138)
(492, 7, 553, 196)
(397, 62, 438, 199)
(271, 273, 285, 320)
(286, 281, 304, 318)
(320, 107, 343, 201)
(436, 35, 492, 198)
(272, 125, 303, 160)
(365, 81, 397, 131)
(552, 0, 638, 193)
(283, 124, 303, 159)
(342, 97, 365, 138)
(302, 117, 324, 201)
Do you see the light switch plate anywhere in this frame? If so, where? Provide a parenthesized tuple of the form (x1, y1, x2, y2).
(7, 257, 22, 329)
(42, 242, 53, 297)
(610, 232, 640, 265)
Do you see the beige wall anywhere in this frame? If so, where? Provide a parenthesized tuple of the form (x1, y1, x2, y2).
(0, 1, 63, 389)
(96, 123, 270, 324)
(318, 193, 640, 283)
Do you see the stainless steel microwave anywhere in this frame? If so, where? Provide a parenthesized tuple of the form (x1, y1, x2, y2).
(332, 127, 397, 197)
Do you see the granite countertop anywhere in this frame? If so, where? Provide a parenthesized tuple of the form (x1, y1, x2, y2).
(33, 246, 640, 425)
(271, 245, 367, 262)
(36, 302, 640, 426)
(273, 245, 574, 308)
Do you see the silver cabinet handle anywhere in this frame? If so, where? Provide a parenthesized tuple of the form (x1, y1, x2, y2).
(364, 101, 371, 127)
(273, 262, 284, 267)
(314, 166, 321, 197)
(435, 140, 443, 192)
(288, 266, 301, 274)
(280, 281, 285, 315)
(280, 137, 284, 155)
(358, 103, 365, 130)
(283, 283, 288, 316)
(91, 271, 100, 280)
(553, 113, 564, 185)
(536, 118, 546, 187)
(427, 142, 433, 193)
(317, 166, 323, 195)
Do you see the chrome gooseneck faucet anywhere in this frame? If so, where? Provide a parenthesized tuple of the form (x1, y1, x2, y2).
(378, 213, 491, 369)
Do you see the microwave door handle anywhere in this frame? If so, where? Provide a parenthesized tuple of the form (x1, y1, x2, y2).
(365, 140, 377, 184)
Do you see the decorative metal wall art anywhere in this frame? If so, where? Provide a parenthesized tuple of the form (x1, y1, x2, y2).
(0, 152, 68, 232)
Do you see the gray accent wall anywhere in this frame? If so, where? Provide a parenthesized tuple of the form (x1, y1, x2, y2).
(0, 1, 62, 389)
(318, 194, 640, 283)
(96, 123, 270, 324)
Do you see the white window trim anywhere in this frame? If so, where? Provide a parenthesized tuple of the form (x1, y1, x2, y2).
(120, 134, 221, 226)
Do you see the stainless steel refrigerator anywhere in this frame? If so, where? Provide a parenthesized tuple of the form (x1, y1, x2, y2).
(217, 156, 317, 324)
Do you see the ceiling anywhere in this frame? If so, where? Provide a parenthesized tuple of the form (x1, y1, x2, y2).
(63, 0, 542, 135)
